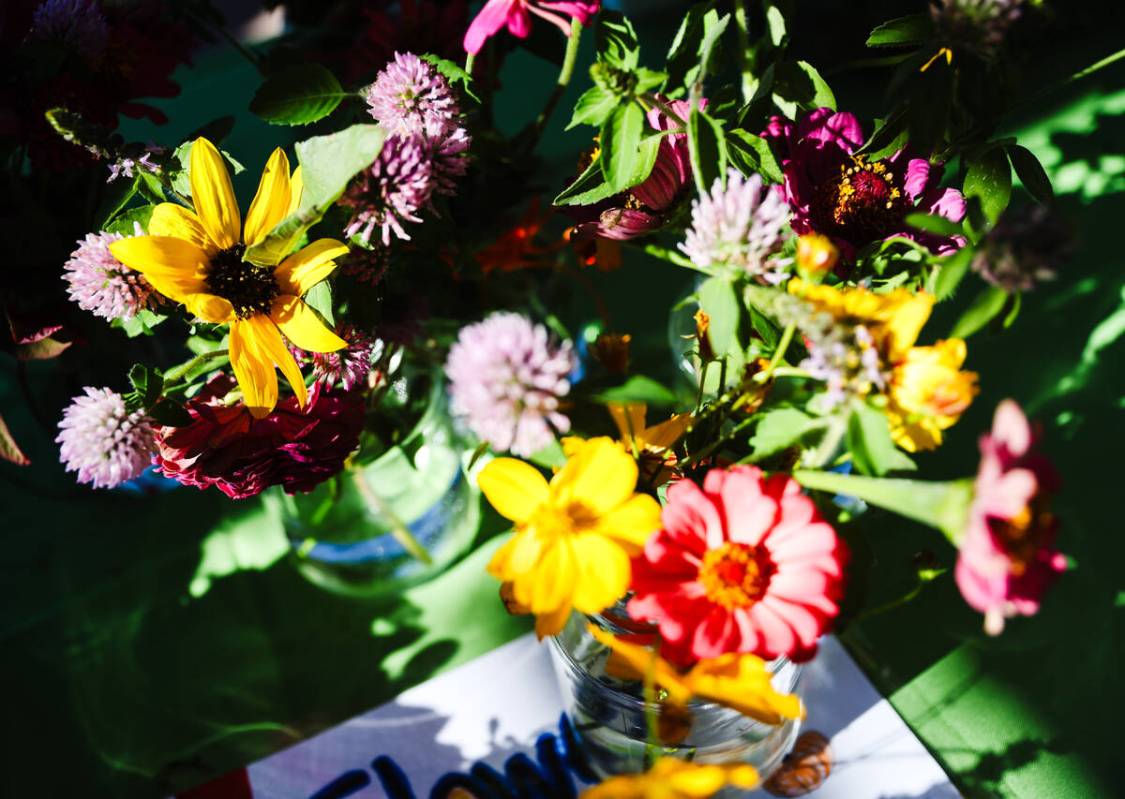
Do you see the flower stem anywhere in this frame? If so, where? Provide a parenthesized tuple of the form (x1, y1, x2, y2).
(733, 0, 755, 103)
(531, 20, 585, 138)
(640, 242, 701, 271)
(641, 93, 687, 128)
(642, 649, 661, 765)
(162, 348, 230, 385)
(349, 466, 433, 565)
(760, 321, 796, 383)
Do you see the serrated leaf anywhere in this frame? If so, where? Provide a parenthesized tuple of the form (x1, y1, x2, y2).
(105, 204, 155, 237)
(553, 157, 617, 206)
(950, 285, 1009, 338)
(964, 147, 1012, 226)
(596, 11, 640, 70)
(112, 309, 167, 338)
(422, 54, 479, 103)
(866, 14, 933, 48)
(727, 129, 783, 183)
(128, 363, 164, 408)
(698, 276, 740, 357)
(847, 402, 916, 477)
(0, 412, 30, 466)
(1006, 144, 1054, 204)
(250, 63, 348, 126)
(591, 375, 678, 406)
(664, 2, 713, 94)
(567, 86, 620, 130)
(600, 102, 645, 191)
(688, 106, 727, 195)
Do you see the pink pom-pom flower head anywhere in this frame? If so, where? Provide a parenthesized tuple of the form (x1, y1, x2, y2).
(628, 465, 848, 666)
(955, 400, 1067, 635)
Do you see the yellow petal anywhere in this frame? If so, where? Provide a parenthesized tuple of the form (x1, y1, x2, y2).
(535, 601, 573, 639)
(288, 165, 303, 215)
(229, 318, 278, 419)
(190, 137, 241, 250)
(274, 238, 348, 296)
(593, 493, 662, 551)
(183, 293, 235, 323)
(531, 540, 576, 614)
(882, 291, 934, 360)
(251, 315, 309, 411)
(148, 203, 215, 255)
(271, 295, 346, 353)
(608, 402, 647, 444)
(642, 413, 692, 452)
(243, 148, 292, 248)
(554, 437, 638, 515)
(570, 533, 630, 614)
(478, 458, 550, 524)
(108, 236, 208, 303)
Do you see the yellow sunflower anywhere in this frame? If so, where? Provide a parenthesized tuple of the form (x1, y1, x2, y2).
(110, 137, 348, 418)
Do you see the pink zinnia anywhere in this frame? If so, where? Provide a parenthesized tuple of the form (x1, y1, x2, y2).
(463, 0, 600, 55)
(628, 466, 848, 666)
(955, 400, 1066, 636)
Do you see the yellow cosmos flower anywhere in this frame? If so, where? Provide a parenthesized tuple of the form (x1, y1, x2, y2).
(788, 277, 934, 361)
(608, 402, 691, 486)
(887, 338, 979, 452)
(109, 137, 348, 418)
(581, 757, 758, 799)
(479, 437, 663, 638)
(589, 626, 804, 726)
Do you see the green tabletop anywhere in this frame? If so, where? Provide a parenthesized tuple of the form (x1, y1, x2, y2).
(1, 19, 1123, 799)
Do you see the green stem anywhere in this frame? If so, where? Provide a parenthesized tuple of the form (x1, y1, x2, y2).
(684, 416, 756, 467)
(464, 52, 477, 76)
(640, 242, 702, 271)
(642, 93, 688, 127)
(733, 0, 755, 103)
(760, 321, 796, 383)
(1065, 46, 1125, 84)
(531, 20, 584, 137)
(162, 349, 229, 385)
(350, 467, 433, 565)
(642, 650, 661, 766)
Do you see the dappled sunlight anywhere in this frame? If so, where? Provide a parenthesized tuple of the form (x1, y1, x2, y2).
(188, 501, 289, 599)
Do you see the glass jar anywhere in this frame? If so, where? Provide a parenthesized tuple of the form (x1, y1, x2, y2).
(266, 374, 479, 597)
(548, 608, 801, 785)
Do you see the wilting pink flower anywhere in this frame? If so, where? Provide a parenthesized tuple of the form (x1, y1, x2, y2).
(57, 387, 155, 489)
(62, 230, 156, 321)
(445, 312, 576, 457)
(569, 98, 696, 242)
(628, 466, 848, 666)
(291, 324, 378, 393)
(463, 0, 600, 55)
(955, 400, 1066, 635)
(154, 376, 364, 500)
(764, 108, 966, 262)
(341, 133, 435, 246)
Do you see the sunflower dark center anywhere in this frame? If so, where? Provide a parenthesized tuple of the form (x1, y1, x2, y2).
(811, 154, 910, 247)
(205, 245, 279, 319)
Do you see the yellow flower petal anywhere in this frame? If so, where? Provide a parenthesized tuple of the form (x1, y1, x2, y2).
(253, 315, 309, 411)
(148, 203, 214, 255)
(608, 402, 647, 444)
(570, 534, 631, 614)
(189, 137, 241, 250)
(592, 493, 662, 551)
(478, 458, 550, 524)
(553, 437, 637, 515)
(274, 238, 349, 296)
(271, 295, 346, 353)
(229, 318, 278, 419)
(531, 540, 576, 614)
(687, 655, 804, 725)
(183, 293, 235, 323)
(642, 413, 692, 452)
(288, 165, 304, 215)
(108, 236, 208, 303)
(243, 148, 292, 248)
(534, 601, 573, 639)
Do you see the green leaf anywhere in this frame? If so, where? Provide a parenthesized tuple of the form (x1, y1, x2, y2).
(688, 105, 727, 195)
(860, 110, 909, 160)
(726, 129, 783, 183)
(749, 408, 817, 459)
(422, 54, 479, 103)
(794, 470, 973, 543)
(696, 10, 731, 82)
(591, 375, 678, 406)
(600, 102, 645, 191)
(866, 14, 934, 48)
(698, 276, 740, 357)
(664, 2, 714, 94)
(596, 11, 640, 70)
(97, 175, 140, 228)
(567, 86, 620, 130)
(773, 60, 836, 112)
(905, 211, 962, 237)
(931, 247, 974, 301)
(1006, 144, 1054, 204)
(553, 157, 618, 206)
(104, 204, 155, 237)
(847, 402, 916, 477)
(112, 309, 167, 338)
(906, 55, 952, 156)
(0, 412, 30, 466)
(127, 363, 164, 409)
(950, 284, 1009, 338)
(765, 3, 787, 46)
(529, 439, 567, 470)
(964, 147, 1012, 226)
(250, 63, 348, 126)
(303, 281, 335, 326)
(148, 398, 194, 427)
(246, 124, 386, 266)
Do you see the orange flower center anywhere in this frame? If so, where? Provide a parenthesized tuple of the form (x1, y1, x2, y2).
(813, 155, 909, 244)
(699, 543, 773, 608)
(206, 245, 279, 319)
(992, 495, 1055, 577)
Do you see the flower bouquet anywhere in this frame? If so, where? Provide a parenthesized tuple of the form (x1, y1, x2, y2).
(4, 0, 1094, 793)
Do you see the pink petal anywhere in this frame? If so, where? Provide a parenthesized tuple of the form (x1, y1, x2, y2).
(692, 605, 738, 659)
(925, 187, 967, 223)
(765, 521, 838, 565)
(762, 596, 822, 649)
(463, 0, 519, 54)
(711, 468, 778, 547)
(801, 110, 864, 153)
(748, 601, 796, 659)
(538, 0, 601, 24)
(904, 158, 932, 201)
(662, 480, 720, 555)
(991, 399, 1032, 456)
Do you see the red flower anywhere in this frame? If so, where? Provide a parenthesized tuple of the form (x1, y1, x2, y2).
(154, 377, 364, 500)
(628, 466, 847, 666)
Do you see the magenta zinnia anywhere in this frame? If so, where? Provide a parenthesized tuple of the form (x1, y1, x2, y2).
(463, 0, 600, 55)
(445, 312, 576, 457)
(63, 230, 156, 321)
(57, 387, 155, 489)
